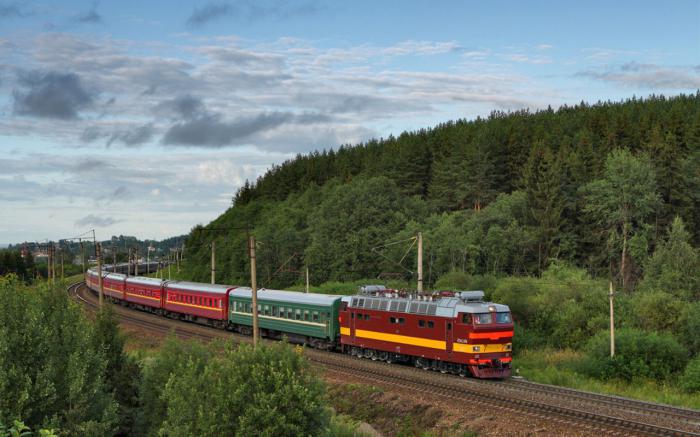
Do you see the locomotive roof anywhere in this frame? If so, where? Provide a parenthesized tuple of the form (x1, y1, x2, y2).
(347, 294, 510, 318)
(231, 287, 342, 307)
(165, 281, 234, 295)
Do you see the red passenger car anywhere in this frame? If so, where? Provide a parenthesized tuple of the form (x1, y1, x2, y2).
(339, 287, 512, 378)
(103, 273, 126, 300)
(163, 281, 233, 328)
(124, 276, 164, 311)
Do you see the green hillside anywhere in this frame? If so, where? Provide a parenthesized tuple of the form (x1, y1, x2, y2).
(181, 93, 700, 292)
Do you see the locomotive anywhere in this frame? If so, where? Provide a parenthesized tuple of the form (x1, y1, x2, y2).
(85, 266, 512, 378)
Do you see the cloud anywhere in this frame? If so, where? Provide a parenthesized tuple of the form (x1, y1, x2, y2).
(186, 0, 321, 27)
(578, 62, 700, 89)
(154, 95, 205, 120)
(0, 2, 26, 19)
(13, 70, 95, 119)
(74, 214, 123, 227)
(111, 186, 130, 200)
(106, 124, 155, 147)
(75, 1, 102, 23)
(80, 124, 156, 147)
(162, 111, 329, 147)
(186, 2, 233, 28)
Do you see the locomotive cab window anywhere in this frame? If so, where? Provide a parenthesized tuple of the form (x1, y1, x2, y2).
(474, 313, 492, 324)
(418, 320, 425, 328)
(428, 321, 434, 328)
(462, 314, 472, 324)
(398, 317, 405, 324)
(496, 312, 512, 324)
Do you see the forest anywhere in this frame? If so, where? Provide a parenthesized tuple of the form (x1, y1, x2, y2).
(182, 93, 700, 290)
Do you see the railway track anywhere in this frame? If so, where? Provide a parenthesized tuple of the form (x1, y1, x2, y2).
(68, 281, 700, 436)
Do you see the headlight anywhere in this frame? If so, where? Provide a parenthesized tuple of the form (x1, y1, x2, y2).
(472, 346, 481, 352)
(505, 343, 512, 351)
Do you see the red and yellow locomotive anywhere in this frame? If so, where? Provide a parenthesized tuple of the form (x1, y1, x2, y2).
(339, 286, 512, 378)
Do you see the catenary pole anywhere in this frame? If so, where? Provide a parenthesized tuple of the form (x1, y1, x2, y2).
(97, 243, 104, 307)
(250, 235, 259, 347)
(211, 241, 216, 284)
(135, 246, 139, 276)
(306, 267, 309, 293)
(417, 232, 423, 293)
(609, 281, 615, 357)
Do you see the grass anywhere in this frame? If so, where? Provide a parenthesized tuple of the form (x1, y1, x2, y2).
(514, 348, 700, 410)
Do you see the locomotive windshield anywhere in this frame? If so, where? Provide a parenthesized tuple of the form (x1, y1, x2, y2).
(473, 313, 492, 324)
(496, 312, 512, 323)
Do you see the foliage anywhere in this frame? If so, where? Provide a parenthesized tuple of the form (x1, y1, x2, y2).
(135, 336, 212, 436)
(0, 251, 34, 282)
(0, 420, 57, 437)
(181, 94, 700, 289)
(91, 307, 141, 435)
(158, 341, 328, 437)
(0, 276, 117, 435)
(582, 149, 660, 289)
(641, 216, 700, 300)
(514, 348, 700, 409)
(582, 328, 688, 381)
(680, 357, 700, 393)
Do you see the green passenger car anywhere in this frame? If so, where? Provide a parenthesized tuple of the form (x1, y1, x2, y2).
(228, 287, 342, 348)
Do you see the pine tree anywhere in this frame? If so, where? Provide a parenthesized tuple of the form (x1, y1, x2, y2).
(522, 143, 565, 273)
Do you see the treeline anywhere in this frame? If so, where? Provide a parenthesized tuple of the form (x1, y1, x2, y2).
(0, 276, 338, 436)
(0, 250, 35, 282)
(181, 93, 700, 292)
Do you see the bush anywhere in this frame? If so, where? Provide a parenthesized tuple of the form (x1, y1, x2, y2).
(159, 341, 329, 436)
(630, 290, 684, 334)
(0, 276, 117, 434)
(680, 357, 700, 393)
(582, 328, 688, 381)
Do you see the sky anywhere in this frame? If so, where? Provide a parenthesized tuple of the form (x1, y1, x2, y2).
(1, 0, 699, 244)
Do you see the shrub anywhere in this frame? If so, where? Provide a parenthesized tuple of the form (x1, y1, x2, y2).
(582, 328, 688, 381)
(0, 276, 117, 434)
(159, 341, 329, 436)
(680, 357, 700, 393)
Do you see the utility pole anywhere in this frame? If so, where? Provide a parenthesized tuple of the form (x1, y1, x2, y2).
(112, 242, 117, 272)
(60, 249, 64, 280)
(96, 242, 104, 307)
(168, 251, 172, 280)
(305, 267, 310, 293)
(417, 232, 423, 293)
(249, 235, 259, 347)
(176, 247, 181, 273)
(127, 248, 132, 276)
(211, 241, 216, 284)
(80, 239, 85, 274)
(51, 243, 56, 283)
(609, 281, 615, 357)
(135, 246, 139, 276)
(46, 242, 51, 282)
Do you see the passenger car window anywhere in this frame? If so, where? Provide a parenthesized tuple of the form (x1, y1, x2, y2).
(418, 320, 425, 327)
(364, 314, 370, 320)
(428, 321, 434, 328)
(398, 317, 405, 324)
(496, 312, 512, 323)
(474, 313, 492, 324)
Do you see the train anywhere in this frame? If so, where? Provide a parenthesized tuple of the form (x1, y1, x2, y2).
(85, 265, 513, 378)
